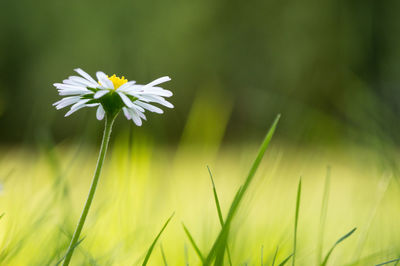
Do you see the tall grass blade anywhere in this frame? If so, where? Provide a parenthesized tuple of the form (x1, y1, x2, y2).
(0, 213, 4, 220)
(55, 237, 86, 265)
(207, 165, 233, 266)
(375, 258, 400, 266)
(160, 243, 168, 266)
(142, 213, 174, 266)
(208, 166, 224, 226)
(321, 227, 357, 266)
(261, 245, 264, 266)
(278, 254, 294, 266)
(353, 174, 390, 261)
(317, 167, 331, 265)
(292, 178, 302, 266)
(204, 114, 281, 265)
(272, 246, 279, 266)
(182, 223, 204, 263)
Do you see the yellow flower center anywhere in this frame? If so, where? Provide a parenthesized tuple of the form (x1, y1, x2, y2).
(107, 74, 127, 90)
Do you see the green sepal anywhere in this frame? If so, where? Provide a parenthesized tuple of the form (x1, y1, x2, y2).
(99, 91, 125, 118)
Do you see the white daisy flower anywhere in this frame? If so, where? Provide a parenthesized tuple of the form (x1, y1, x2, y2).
(53, 68, 173, 126)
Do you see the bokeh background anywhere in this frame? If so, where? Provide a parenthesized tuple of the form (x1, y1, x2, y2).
(1, 0, 399, 147)
(1, 0, 400, 265)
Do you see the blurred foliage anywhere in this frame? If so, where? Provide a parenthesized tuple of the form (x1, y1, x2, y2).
(0, 130, 399, 265)
(0, 0, 400, 145)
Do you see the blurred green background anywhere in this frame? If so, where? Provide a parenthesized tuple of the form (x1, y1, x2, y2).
(2, 1, 400, 265)
(1, 0, 399, 146)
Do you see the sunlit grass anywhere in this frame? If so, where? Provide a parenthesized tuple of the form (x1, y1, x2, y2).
(1, 129, 400, 265)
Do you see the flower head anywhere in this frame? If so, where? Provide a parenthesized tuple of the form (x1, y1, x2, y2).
(53, 69, 173, 126)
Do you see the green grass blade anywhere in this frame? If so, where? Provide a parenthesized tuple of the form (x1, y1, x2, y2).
(214, 241, 226, 266)
(261, 245, 264, 266)
(375, 258, 400, 266)
(204, 114, 281, 265)
(142, 213, 174, 266)
(272, 246, 279, 266)
(208, 166, 224, 227)
(278, 254, 294, 266)
(207, 165, 233, 266)
(160, 243, 168, 266)
(213, 188, 243, 266)
(182, 223, 204, 263)
(321, 227, 357, 266)
(55, 237, 86, 266)
(292, 178, 302, 266)
(0, 213, 4, 220)
(204, 185, 242, 265)
(317, 167, 331, 265)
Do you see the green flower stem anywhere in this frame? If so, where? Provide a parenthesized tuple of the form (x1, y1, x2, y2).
(62, 113, 116, 266)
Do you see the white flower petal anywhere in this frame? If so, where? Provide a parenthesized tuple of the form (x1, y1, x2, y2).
(134, 101, 163, 114)
(138, 95, 174, 108)
(116, 81, 136, 92)
(86, 103, 100, 107)
(136, 109, 146, 120)
(96, 105, 105, 120)
(69, 76, 98, 87)
(53, 96, 80, 106)
(63, 79, 80, 86)
(54, 83, 86, 90)
(129, 108, 142, 126)
(65, 104, 86, 117)
(125, 87, 173, 98)
(122, 107, 131, 120)
(131, 103, 145, 112)
(146, 88, 173, 97)
(74, 68, 98, 85)
(71, 99, 90, 111)
(118, 92, 134, 108)
(59, 90, 92, 96)
(94, 90, 110, 99)
(131, 107, 147, 121)
(96, 71, 114, 89)
(53, 96, 81, 109)
(141, 76, 171, 89)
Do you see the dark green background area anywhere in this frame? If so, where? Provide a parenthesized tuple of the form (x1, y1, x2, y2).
(0, 0, 399, 145)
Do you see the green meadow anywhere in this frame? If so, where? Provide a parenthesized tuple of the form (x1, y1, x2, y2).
(1, 111, 399, 265)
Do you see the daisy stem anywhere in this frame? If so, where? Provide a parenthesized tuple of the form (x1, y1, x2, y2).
(62, 113, 116, 266)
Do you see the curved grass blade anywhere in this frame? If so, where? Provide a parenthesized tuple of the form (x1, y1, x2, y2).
(317, 167, 331, 265)
(204, 114, 281, 265)
(207, 166, 233, 266)
(208, 166, 224, 225)
(292, 178, 302, 266)
(142, 213, 174, 266)
(0, 213, 4, 220)
(375, 258, 400, 266)
(321, 227, 357, 266)
(261, 245, 264, 266)
(213, 189, 241, 266)
(160, 243, 168, 266)
(272, 246, 279, 266)
(279, 254, 294, 266)
(182, 223, 204, 263)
